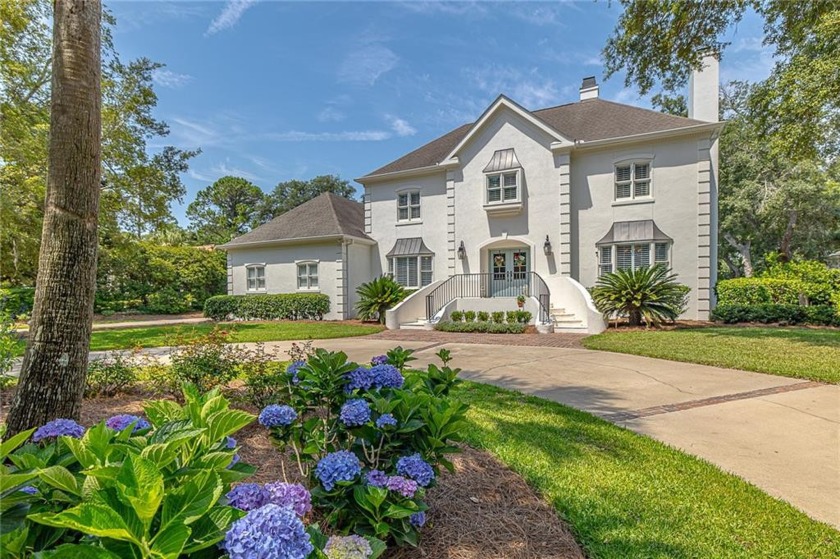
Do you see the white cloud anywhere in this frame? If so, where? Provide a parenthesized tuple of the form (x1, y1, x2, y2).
(264, 130, 392, 142)
(152, 69, 192, 89)
(206, 0, 256, 36)
(386, 115, 417, 137)
(209, 161, 263, 182)
(609, 87, 639, 105)
(171, 117, 222, 147)
(464, 65, 565, 108)
(317, 106, 346, 123)
(188, 168, 215, 182)
(512, 4, 566, 26)
(338, 44, 399, 87)
(399, 1, 488, 17)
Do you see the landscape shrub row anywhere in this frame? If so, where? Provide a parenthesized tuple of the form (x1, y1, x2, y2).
(449, 309, 532, 324)
(204, 293, 330, 321)
(435, 321, 526, 334)
(711, 304, 840, 326)
(717, 260, 840, 307)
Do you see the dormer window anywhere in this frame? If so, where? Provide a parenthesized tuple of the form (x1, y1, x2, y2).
(615, 161, 652, 200)
(397, 190, 421, 222)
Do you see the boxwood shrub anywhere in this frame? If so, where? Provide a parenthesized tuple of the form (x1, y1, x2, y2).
(204, 293, 330, 321)
(711, 304, 840, 326)
(434, 321, 526, 334)
(716, 278, 804, 306)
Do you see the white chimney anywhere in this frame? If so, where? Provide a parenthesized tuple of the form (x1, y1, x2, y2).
(688, 52, 719, 122)
(579, 76, 599, 101)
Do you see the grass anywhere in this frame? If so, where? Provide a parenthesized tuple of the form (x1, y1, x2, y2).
(12, 321, 383, 356)
(454, 381, 840, 558)
(582, 326, 840, 383)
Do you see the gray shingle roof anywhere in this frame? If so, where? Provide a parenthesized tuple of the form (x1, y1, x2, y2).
(220, 192, 371, 248)
(361, 98, 709, 179)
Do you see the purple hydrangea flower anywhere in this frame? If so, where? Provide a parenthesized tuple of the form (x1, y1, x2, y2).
(366, 469, 388, 488)
(397, 453, 435, 487)
(32, 419, 85, 443)
(224, 503, 313, 559)
(323, 534, 372, 559)
(225, 436, 237, 449)
(105, 414, 150, 433)
(375, 413, 397, 429)
(259, 404, 297, 428)
(370, 355, 388, 366)
(286, 360, 305, 384)
(264, 482, 312, 517)
(315, 450, 361, 491)
(345, 366, 374, 392)
(385, 475, 418, 498)
(226, 483, 269, 511)
(370, 364, 404, 389)
(339, 399, 371, 427)
(227, 453, 241, 469)
(410, 511, 426, 528)
(19, 486, 38, 495)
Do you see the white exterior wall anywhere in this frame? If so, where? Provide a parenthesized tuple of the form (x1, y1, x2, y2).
(346, 241, 372, 318)
(227, 241, 346, 320)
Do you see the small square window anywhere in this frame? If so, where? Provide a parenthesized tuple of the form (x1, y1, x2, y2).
(247, 266, 265, 291)
(615, 162, 652, 200)
(397, 190, 421, 221)
(297, 262, 318, 290)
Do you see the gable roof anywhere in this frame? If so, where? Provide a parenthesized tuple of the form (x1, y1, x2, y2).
(219, 192, 372, 249)
(359, 98, 712, 181)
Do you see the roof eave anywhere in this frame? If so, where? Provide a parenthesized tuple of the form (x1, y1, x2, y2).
(356, 161, 457, 185)
(572, 121, 724, 151)
(218, 234, 375, 250)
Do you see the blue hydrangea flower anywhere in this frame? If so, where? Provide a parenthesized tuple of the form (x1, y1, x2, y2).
(370, 355, 389, 366)
(339, 399, 371, 427)
(19, 486, 38, 495)
(264, 481, 311, 517)
(410, 511, 426, 528)
(226, 483, 269, 511)
(366, 469, 388, 488)
(227, 453, 241, 469)
(375, 413, 397, 429)
(370, 364, 404, 389)
(385, 475, 418, 498)
(224, 503, 314, 559)
(225, 436, 237, 449)
(397, 453, 435, 487)
(259, 404, 297, 428)
(323, 534, 372, 559)
(32, 419, 85, 442)
(345, 366, 374, 392)
(286, 360, 305, 384)
(105, 414, 150, 433)
(315, 450, 361, 491)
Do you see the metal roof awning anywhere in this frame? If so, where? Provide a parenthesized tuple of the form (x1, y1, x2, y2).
(385, 237, 435, 258)
(596, 220, 673, 246)
(483, 148, 521, 173)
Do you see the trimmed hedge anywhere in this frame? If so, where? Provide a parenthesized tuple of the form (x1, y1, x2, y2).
(435, 321, 526, 334)
(204, 293, 330, 321)
(711, 304, 840, 327)
(0, 287, 35, 319)
(716, 278, 804, 306)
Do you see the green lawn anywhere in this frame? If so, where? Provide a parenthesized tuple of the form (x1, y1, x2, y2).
(582, 326, 840, 383)
(12, 321, 383, 356)
(455, 381, 840, 558)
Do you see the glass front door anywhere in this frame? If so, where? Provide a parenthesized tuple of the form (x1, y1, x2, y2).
(489, 249, 529, 297)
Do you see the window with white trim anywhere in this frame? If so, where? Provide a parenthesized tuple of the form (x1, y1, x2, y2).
(615, 162, 651, 200)
(397, 191, 421, 221)
(388, 256, 433, 288)
(246, 265, 265, 291)
(486, 170, 520, 204)
(599, 242, 671, 276)
(296, 262, 319, 290)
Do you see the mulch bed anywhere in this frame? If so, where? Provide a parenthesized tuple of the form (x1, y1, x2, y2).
(1, 390, 584, 559)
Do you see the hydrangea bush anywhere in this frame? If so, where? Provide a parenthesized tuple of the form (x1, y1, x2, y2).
(259, 346, 468, 547)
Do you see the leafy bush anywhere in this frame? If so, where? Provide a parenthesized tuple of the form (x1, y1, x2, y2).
(449, 310, 463, 322)
(0, 385, 256, 558)
(716, 277, 804, 306)
(491, 311, 505, 324)
(355, 276, 406, 324)
(506, 310, 519, 324)
(169, 329, 244, 392)
(240, 346, 292, 409)
(258, 348, 467, 547)
(463, 310, 476, 322)
(85, 351, 140, 397)
(712, 304, 839, 326)
(434, 321, 526, 334)
(0, 312, 19, 378)
(0, 287, 35, 319)
(763, 259, 840, 305)
(204, 293, 330, 321)
(592, 266, 690, 327)
(477, 311, 489, 322)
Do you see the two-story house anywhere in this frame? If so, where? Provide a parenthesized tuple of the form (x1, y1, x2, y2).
(221, 56, 722, 333)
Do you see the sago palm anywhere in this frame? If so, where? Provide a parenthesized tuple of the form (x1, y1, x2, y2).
(591, 266, 689, 327)
(355, 276, 406, 324)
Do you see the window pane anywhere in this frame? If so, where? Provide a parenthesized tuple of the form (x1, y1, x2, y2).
(309, 263, 318, 276)
(503, 173, 517, 187)
(616, 245, 632, 270)
(503, 186, 518, 201)
(247, 278, 255, 289)
(615, 165, 631, 182)
(421, 272, 433, 286)
(655, 242, 669, 263)
(600, 246, 612, 264)
(388, 258, 394, 275)
(487, 175, 500, 188)
(420, 256, 432, 271)
(396, 258, 408, 286)
(257, 278, 265, 289)
(407, 257, 418, 287)
(309, 276, 318, 288)
(410, 206, 420, 219)
(599, 264, 612, 276)
(398, 208, 409, 220)
(616, 183, 632, 199)
(634, 180, 650, 197)
(398, 193, 408, 207)
(634, 163, 650, 180)
(488, 188, 501, 203)
(410, 192, 420, 205)
(635, 244, 650, 268)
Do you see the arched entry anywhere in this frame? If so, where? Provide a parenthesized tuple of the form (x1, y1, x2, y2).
(479, 238, 532, 297)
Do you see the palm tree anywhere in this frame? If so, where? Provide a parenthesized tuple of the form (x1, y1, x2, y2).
(591, 266, 690, 327)
(355, 276, 406, 324)
(6, 0, 102, 435)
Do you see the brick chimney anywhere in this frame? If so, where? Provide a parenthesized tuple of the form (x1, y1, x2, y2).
(579, 76, 599, 101)
(688, 53, 719, 122)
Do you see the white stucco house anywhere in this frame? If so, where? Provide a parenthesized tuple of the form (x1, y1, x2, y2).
(221, 56, 723, 333)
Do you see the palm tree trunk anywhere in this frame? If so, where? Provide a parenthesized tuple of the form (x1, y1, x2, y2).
(629, 310, 642, 326)
(5, 0, 101, 436)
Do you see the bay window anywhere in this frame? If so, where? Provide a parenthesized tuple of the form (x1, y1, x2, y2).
(598, 242, 670, 276)
(388, 255, 433, 288)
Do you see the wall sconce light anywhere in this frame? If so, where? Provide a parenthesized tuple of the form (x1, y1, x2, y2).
(543, 235, 553, 256)
(457, 241, 466, 260)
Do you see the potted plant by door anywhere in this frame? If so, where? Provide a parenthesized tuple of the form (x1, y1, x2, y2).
(517, 294, 526, 308)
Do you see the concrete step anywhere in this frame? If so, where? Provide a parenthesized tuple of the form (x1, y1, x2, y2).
(399, 320, 429, 330)
(550, 313, 576, 319)
(553, 319, 584, 325)
(549, 308, 566, 314)
(553, 325, 589, 333)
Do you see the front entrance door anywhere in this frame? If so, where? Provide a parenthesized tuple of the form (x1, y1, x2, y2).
(489, 249, 529, 297)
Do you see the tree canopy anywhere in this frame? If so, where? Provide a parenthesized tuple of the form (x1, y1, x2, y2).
(261, 174, 357, 220)
(187, 176, 266, 244)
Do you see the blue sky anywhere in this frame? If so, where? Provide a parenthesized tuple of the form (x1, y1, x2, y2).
(108, 1, 773, 225)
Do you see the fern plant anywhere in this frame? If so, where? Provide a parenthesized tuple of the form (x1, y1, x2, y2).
(355, 276, 406, 324)
(591, 265, 690, 327)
